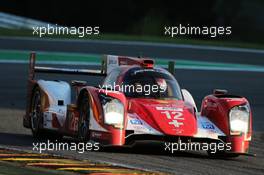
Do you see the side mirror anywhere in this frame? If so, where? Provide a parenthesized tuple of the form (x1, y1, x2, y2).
(71, 80, 87, 87)
(213, 89, 228, 95)
(168, 61, 175, 76)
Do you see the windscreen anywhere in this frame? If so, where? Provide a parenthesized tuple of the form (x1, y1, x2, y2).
(122, 68, 183, 100)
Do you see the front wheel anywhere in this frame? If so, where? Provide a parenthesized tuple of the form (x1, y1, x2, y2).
(78, 92, 90, 142)
(207, 150, 240, 158)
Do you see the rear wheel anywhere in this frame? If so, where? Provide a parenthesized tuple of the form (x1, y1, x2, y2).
(31, 88, 44, 138)
(30, 87, 62, 140)
(78, 92, 90, 142)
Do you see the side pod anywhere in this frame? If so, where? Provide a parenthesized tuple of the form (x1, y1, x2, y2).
(200, 90, 252, 154)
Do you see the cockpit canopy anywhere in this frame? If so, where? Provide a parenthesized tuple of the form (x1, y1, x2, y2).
(103, 66, 183, 100)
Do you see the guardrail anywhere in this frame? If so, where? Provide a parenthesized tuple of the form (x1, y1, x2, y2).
(0, 12, 55, 29)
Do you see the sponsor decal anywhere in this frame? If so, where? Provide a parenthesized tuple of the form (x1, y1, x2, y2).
(130, 119, 142, 125)
(156, 106, 183, 111)
(133, 69, 157, 74)
(91, 131, 103, 138)
(202, 122, 215, 130)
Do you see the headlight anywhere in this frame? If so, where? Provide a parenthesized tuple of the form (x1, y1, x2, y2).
(103, 98, 124, 128)
(229, 104, 250, 134)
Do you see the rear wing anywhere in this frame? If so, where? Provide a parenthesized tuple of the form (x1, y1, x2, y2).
(29, 52, 106, 80)
(28, 52, 175, 79)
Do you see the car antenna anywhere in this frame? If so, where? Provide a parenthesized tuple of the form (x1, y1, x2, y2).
(138, 53, 143, 58)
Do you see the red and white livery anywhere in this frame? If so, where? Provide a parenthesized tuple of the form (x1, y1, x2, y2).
(23, 53, 253, 157)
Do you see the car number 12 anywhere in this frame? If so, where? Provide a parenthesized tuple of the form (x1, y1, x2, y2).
(161, 111, 184, 128)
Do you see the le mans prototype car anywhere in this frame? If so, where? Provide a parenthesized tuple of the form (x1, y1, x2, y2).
(23, 53, 252, 157)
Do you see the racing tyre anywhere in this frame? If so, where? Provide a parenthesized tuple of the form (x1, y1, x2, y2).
(78, 92, 90, 142)
(30, 87, 62, 140)
(30, 87, 45, 138)
(207, 150, 240, 158)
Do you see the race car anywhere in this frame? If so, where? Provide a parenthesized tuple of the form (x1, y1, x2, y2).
(23, 53, 252, 157)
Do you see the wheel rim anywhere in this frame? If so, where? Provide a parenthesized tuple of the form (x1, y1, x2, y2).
(79, 97, 90, 140)
(31, 91, 41, 131)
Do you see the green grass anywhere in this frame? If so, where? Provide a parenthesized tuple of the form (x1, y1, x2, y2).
(0, 28, 264, 50)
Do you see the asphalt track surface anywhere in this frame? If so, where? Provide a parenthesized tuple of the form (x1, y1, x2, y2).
(1, 37, 264, 65)
(0, 37, 264, 175)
